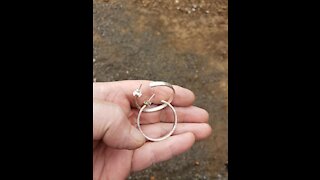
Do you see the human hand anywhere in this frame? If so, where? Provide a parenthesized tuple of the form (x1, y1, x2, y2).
(93, 80, 212, 179)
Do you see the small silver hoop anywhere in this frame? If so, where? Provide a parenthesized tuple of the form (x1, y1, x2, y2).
(133, 81, 175, 113)
(137, 100, 178, 142)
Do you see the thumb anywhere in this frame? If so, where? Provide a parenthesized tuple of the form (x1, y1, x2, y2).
(93, 99, 146, 149)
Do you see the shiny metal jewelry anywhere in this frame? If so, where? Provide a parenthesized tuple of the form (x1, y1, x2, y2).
(133, 81, 175, 112)
(136, 95, 178, 142)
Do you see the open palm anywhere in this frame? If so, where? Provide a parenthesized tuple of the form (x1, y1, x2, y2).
(93, 80, 211, 179)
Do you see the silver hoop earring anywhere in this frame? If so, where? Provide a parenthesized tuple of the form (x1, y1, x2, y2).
(136, 99, 178, 142)
(133, 81, 175, 113)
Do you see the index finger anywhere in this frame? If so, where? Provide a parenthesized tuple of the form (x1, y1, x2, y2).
(116, 80, 195, 107)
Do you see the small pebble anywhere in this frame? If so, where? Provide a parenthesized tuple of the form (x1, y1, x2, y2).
(93, 58, 96, 62)
(175, 0, 179, 3)
(205, 10, 210, 14)
(93, 78, 97, 82)
(195, 161, 200, 166)
(192, 8, 196, 12)
(126, 70, 129, 74)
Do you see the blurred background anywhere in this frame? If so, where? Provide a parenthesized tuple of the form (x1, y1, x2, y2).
(93, 0, 227, 179)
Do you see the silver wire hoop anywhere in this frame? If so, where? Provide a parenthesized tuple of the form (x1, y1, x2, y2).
(137, 100, 178, 142)
(133, 81, 175, 113)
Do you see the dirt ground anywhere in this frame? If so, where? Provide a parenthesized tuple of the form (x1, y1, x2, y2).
(93, 0, 228, 179)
